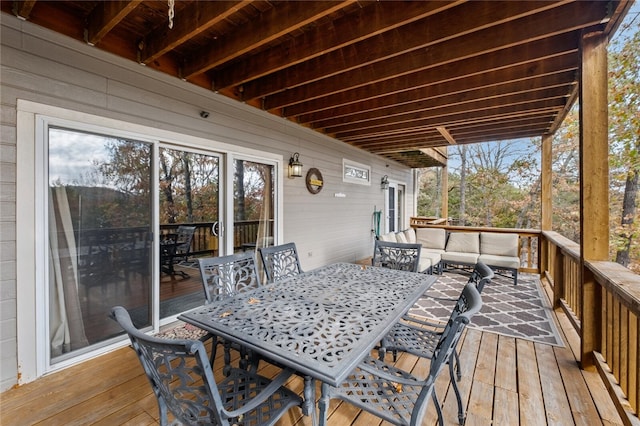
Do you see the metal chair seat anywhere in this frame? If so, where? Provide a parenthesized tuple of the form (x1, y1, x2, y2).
(110, 306, 302, 426)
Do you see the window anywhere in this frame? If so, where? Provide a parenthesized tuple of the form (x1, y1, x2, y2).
(343, 159, 371, 185)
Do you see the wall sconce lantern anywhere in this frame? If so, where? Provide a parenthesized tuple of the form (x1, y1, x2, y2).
(381, 175, 389, 190)
(288, 152, 303, 178)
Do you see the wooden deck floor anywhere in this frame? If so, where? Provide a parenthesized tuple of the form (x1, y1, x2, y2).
(0, 280, 624, 426)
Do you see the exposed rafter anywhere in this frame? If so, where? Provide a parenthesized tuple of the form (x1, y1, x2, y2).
(0, 0, 629, 168)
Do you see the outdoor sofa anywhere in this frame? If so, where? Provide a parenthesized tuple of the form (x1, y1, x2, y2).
(377, 228, 520, 284)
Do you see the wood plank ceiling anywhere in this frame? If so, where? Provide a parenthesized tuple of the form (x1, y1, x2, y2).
(2, 0, 631, 168)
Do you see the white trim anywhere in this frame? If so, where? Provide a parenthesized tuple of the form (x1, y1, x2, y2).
(16, 99, 285, 382)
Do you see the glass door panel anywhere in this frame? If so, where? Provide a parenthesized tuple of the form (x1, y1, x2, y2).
(233, 159, 275, 254)
(48, 127, 152, 363)
(158, 146, 221, 318)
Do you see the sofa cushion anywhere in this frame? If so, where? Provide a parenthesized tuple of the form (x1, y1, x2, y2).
(481, 232, 519, 257)
(441, 251, 479, 264)
(421, 251, 442, 265)
(396, 232, 408, 243)
(378, 232, 396, 242)
(415, 228, 447, 250)
(445, 232, 480, 253)
(403, 228, 417, 244)
(479, 254, 519, 269)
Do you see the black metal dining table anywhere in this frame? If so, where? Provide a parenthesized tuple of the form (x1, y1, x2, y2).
(179, 262, 436, 425)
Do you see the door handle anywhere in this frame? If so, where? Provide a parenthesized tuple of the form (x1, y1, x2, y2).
(211, 221, 219, 236)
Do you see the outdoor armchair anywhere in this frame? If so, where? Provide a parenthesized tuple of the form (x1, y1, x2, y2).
(372, 240, 423, 273)
(110, 306, 301, 426)
(319, 283, 483, 426)
(258, 242, 303, 283)
(198, 251, 263, 371)
(378, 261, 494, 424)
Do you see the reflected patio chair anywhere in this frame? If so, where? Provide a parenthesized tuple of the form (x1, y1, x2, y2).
(378, 261, 494, 424)
(372, 240, 422, 272)
(319, 283, 482, 426)
(174, 225, 196, 262)
(198, 251, 263, 371)
(110, 306, 301, 426)
(258, 242, 303, 283)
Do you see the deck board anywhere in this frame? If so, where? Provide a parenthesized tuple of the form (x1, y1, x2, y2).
(0, 280, 626, 426)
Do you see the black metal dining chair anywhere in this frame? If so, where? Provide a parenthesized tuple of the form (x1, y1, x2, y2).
(198, 251, 263, 371)
(110, 306, 302, 426)
(372, 239, 422, 272)
(319, 283, 483, 426)
(378, 261, 494, 424)
(258, 242, 303, 283)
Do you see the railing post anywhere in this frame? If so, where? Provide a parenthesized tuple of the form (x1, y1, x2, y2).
(579, 29, 609, 370)
(553, 244, 564, 309)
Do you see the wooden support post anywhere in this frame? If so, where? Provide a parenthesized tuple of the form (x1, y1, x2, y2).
(541, 134, 553, 231)
(441, 165, 448, 221)
(579, 30, 608, 370)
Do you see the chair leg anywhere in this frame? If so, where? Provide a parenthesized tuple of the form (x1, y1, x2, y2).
(449, 360, 465, 425)
(432, 390, 444, 426)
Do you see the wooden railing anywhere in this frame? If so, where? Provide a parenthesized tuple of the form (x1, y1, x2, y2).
(539, 231, 640, 424)
(160, 219, 273, 256)
(410, 219, 640, 423)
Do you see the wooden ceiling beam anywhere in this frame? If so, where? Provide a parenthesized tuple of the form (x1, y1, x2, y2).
(325, 86, 570, 135)
(211, 0, 461, 90)
(337, 102, 564, 141)
(282, 34, 579, 117)
(85, 1, 140, 46)
(300, 62, 577, 125)
(11, 0, 36, 20)
(437, 127, 457, 145)
(244, 0, 563, 101)
(312, 72, 576, 131)
(181, 1, 353, 80)
(350, 117, 553, 150)
(263, 1, 607, 110)
(139, 1, 252, 65)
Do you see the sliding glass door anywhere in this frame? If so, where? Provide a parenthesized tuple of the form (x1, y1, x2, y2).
(233, 158, 275, 253)
(48, 127, 153, 362)
(158, 146, 222, 318)
(43, 121, 279, 369)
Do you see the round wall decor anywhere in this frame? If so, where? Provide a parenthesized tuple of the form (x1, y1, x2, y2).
(305, 168, 324, 194)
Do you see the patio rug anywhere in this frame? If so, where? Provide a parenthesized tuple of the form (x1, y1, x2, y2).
(409, 271, 564, 347)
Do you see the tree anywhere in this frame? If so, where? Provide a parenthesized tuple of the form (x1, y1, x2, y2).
(609, 21, 640, 270)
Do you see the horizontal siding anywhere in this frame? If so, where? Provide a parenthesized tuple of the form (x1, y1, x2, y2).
(0, 16, 415, 391)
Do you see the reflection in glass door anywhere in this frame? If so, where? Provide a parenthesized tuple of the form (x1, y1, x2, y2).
(233, 159, 275, 254)
(158, 146, 221, 318)
(48, 127, 153, 363)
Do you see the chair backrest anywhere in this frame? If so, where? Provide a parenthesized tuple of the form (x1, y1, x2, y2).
(110, 306, 227, 425)
(412, 283, 483, 424)
(258, 242, 303, 283)
(198, 251, 261, 303)
(372, 240, 422, 272)
(468, 261, 495, 293)
(175, 225, 196, 255)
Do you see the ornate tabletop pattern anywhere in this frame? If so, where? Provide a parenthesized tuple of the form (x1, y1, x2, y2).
(181, 262, 435, 385)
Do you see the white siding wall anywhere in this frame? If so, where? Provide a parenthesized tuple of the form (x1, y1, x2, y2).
(0, 17, 415, 391)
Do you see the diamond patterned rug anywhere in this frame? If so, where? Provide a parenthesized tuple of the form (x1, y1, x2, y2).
(409, 271, 564, 347)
